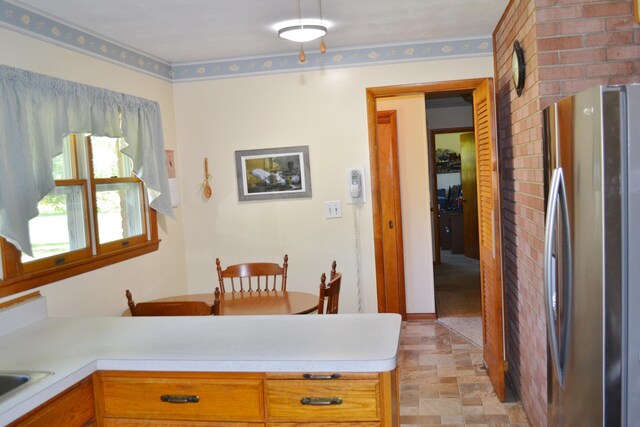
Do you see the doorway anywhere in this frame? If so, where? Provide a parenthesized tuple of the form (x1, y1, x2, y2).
(366, 78, 507, 400)
(426, 97, 482, 346)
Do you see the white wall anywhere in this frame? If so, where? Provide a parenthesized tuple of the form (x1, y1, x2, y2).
(376, 95, 433, 314)
(173, 57, 494, 314)
(0, 25, 494, 316)
(0, 28, 188, 316)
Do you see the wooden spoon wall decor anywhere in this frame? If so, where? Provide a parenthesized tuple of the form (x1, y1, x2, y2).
(203, 157, 212, 199)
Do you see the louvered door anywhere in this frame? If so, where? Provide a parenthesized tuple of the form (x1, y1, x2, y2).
(473, 79, 506, 400)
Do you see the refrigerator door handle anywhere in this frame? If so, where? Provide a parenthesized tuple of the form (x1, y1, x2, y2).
(544, 167, 572, 387)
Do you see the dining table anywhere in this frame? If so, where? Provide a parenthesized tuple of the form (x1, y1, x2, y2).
(123, 290, 319, 316)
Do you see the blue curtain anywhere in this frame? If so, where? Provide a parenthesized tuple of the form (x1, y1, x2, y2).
(0, 64, 174, 256)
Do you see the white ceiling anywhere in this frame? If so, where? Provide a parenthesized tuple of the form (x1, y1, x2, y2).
(13, 0, 509, 64)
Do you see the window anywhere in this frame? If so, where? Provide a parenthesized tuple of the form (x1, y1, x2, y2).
(0, 134, 159, 297)
(0, 65, 173, 299)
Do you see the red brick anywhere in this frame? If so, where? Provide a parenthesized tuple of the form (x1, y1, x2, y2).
(536, 5, 582, 22)
(535, 0, 558, 7)
(557, 17, 605, 34)
(586, 62, 634, 76)
(561, 77, 608, 93)
(536, 22, 558, 36)
(539, 64, 585, 79)
(606, 16, 637, 30)
(557, 0, 602, 3)
(610, 75, 640, 84)
(583, 1, 631, 17)
(538, 51, 560, 65)
(607, 45, 640, 60)
(538, 35, 584, 51)
(559, 47, 606, 63)
(586, 31, 634, 47)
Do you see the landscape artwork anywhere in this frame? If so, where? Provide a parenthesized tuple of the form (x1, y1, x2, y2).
(235, 145, 312, 201)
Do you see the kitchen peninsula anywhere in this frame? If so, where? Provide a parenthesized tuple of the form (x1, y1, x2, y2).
(0, 296, 402, 425)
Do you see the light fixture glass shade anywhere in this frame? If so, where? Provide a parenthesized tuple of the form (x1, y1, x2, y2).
(278, 24, 327, 43)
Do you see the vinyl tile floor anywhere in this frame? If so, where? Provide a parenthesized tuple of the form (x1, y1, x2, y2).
(399, 320, 531, 426)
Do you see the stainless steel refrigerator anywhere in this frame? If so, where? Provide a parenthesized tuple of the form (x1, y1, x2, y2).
(543, 84, 639, 427)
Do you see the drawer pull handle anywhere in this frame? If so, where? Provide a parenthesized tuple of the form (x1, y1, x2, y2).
(302, 373, 341, 380)
(300, 397, 343, 406)
(160, 394, 200, 404)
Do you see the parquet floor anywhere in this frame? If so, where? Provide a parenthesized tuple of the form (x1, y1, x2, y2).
(399, 320, 531, 426)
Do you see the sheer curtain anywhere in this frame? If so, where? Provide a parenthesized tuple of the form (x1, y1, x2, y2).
(0, 64, 174, 256)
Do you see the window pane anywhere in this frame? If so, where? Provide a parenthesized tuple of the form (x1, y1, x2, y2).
(92, 136, 133, 178)
(51, 136, 76, 180)
(96, 182, 143, 244)
(22, 185, 88, 262)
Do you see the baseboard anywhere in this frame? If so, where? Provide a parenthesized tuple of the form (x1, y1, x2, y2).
(406, 313, 437, 321)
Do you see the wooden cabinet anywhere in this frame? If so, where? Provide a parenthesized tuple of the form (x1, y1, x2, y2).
(8, 375, 96, 427)
(94, 370, 398, 427)
(265, 373, 380, 423)
(94, 371, 264, 426)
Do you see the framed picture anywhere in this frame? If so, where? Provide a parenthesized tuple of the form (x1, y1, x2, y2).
(235, 145, 312, 201)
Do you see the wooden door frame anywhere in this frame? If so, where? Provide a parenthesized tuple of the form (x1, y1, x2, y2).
(366, 78, 488, 315)
(429, 126, 475, 265)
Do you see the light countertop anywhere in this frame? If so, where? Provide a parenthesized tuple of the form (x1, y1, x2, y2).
(0, 297, 402, 424)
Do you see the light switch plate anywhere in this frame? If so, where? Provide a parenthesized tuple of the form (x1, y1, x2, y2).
(324, 200, 342, 219)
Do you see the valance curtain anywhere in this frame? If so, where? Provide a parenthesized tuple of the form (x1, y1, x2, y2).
(0, 64, 174, 256)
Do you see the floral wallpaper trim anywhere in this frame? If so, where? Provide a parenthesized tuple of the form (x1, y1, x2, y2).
(172, 38, 492, 81)
(0, 0, 492, 82)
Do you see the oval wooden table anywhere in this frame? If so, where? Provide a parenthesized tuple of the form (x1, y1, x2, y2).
(124, 290, 319, 316)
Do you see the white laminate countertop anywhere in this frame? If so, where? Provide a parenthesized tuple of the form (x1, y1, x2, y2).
(0, 297, 402, 424)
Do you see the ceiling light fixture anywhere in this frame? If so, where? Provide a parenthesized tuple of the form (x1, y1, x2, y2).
(278, 24, 327, 43)
(278, 0, 328, 63)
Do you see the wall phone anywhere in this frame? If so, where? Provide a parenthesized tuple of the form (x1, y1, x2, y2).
(350, 169, 362, 198)
(347, 168, 366, 204)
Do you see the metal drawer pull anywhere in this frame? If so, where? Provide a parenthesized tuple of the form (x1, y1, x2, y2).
(302, 373, 341, 380)
(300, 397, 343, 406)
(160, 394, 200, 403)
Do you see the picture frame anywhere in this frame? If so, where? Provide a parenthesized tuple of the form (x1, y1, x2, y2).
(635, 0, 640, 23)
(235, 145, 312, 201)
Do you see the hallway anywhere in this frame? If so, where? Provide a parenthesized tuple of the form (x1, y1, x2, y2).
(399, 320, 530, 426)
(434, 250, 483, 347)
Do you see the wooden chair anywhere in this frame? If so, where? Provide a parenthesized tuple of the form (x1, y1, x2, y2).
(215, 254, 288, 293)
(318, 263, 341, 314)
(329, 260, 338, 279)
(126, 288, 221, 316)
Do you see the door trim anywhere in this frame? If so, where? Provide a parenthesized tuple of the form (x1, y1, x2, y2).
(366, 78, 487, 315)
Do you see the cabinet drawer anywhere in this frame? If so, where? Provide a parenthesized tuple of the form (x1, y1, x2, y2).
(98, 373, 263, 422)
(269, 424, 380, 427)
(265, 380, 380, 422)
(103, 419, 263, 427)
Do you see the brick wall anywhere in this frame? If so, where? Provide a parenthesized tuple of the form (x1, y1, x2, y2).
(494, 0, 547, 426)
(493, 1, 640, 426)
(537, 0, 640, 108)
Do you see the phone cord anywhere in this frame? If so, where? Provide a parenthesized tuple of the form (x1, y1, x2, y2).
(353, 203, 364, 313)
